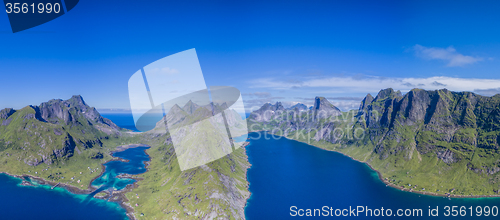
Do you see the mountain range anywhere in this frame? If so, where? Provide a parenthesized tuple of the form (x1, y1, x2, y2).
(248, 88, 500, 196)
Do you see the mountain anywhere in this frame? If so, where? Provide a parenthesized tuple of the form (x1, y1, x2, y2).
(358, 93, 374, 113)
(135, 100, 250, 219)
(0, 96, 250, 219)
(312, 96, 341, 119)
(248, 102, 286, 122)
(0, 95, 122, 166)
(258, 102, 285, 112)
(182, 100, 200, 114)
(248, 88, 500, 196)
(288, 103, 308, 111)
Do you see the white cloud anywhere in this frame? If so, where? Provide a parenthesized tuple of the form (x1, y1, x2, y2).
(161, 67, 179, 74)
(413, 44, 483, 67)
(243, 92, 272, 98)
(249, 75, 500, 96)
(149, 67, 179, 75)
(473, 88, 500, 96)
(330, 101, 361, 112)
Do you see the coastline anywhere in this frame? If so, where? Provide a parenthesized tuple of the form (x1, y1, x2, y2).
(112, 144, 148, 153)
(93, 143, 152, 220)
(0, 143, 153, 220)
(240, 141, 253, 217)
(247, 130, 500, 199)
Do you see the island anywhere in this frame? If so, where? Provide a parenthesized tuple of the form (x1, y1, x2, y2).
(0, 95, 250, 219)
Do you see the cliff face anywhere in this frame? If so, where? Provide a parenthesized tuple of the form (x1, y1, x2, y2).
(248, 88, 500, 196)
(0, 95, 122, 166)
(35, 95, 119, 129)
(312, 96, 341, 120)
(357, 88, 500, 162)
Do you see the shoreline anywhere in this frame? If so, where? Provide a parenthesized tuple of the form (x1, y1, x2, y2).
(240, 142, 253, 214)
(1, 143, 153, 220)
(247, 130, 500, 199)
(92, 143, 152, 220)
(112, 144, 148, 153)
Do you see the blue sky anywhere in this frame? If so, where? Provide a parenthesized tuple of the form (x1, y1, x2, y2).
(1, 0, 500, 111)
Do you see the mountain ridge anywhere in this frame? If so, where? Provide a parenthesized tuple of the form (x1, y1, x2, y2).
(0, 95, 124, 166)
(248, 88, 500, 196)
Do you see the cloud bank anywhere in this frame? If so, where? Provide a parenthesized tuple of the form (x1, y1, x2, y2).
(249, 75, 500, 97)
(413, 45, 483, 67)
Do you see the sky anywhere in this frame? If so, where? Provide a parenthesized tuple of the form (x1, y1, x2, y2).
(1, 0, 500, 112)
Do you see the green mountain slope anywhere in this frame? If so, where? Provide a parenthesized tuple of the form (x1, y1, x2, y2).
(0, 95, 125, 188)
(248, 88, 500, 197)
(125, 101, 250, 219)
(0, 96, 250, 220)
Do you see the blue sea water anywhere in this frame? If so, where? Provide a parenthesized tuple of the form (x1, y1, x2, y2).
(245, 131, 500, 219)
(101, 113, 139, 132)
(100, 112, 247, 132)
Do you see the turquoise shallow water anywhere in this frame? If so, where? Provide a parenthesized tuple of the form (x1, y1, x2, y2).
(0, 174, 128, 220)
(0, 112, 150, 220)
(91, 146, 150, 192)
(245, 131, 500, 219)
(0, 145, 151, 220)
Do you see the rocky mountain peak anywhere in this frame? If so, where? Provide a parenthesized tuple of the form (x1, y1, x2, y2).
(359, 93, 374, 112)
(35, 95, 95, 125)
(274, 102, 285, 111)
(170, 104, 185, 114)
(257, 102, 285, 112)
(0, 108, 16, 119)
(20, 95, 120, 132)
(313, 97, 341, 119)
(183, 100, 200, 114)
(374, 88, 402, 101)
(68, 95, 87, 107)
(220, 102, 229, 110)
(313, 97, 339, 110)
(288, 103, 308, 111)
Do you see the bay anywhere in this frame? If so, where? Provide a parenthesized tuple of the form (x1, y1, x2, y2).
(0, 113, 148, 220)
(245, 131, 500, 219)
(91, 146, 150, 193)
(0, 174, 127, 220)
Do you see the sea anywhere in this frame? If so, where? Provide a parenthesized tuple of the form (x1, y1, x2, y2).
(244, 131, 500, 219)
(0, 113, 499, 219)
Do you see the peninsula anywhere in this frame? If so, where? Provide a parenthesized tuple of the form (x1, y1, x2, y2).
(0, 95, 250, 219)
